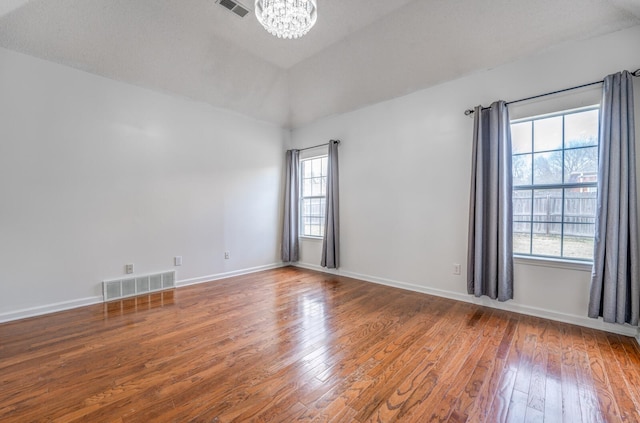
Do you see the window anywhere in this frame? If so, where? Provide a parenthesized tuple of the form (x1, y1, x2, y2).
(300, 155, 328, 237)
(511, 106, 599, 261)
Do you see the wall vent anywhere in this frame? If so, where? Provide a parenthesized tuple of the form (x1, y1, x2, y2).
(103, 270, 175, 302)
(216, 0, 250, 18)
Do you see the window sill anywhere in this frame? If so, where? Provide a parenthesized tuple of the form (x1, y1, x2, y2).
(300, 235, 323, 241)
(514, 255, 593, 272)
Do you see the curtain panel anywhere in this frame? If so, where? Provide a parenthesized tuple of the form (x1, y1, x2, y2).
(588, 71, 639, 325)
(321, 140, 340, 269)
(282, 149, 300, 263)
(467, 101, 514, 301)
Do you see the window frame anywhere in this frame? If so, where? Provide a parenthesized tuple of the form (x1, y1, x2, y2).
(299, 154, 328, 239)
(511, 105, 600, 264)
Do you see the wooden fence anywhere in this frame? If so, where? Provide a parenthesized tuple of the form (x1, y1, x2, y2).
(513, 191, 596, 237)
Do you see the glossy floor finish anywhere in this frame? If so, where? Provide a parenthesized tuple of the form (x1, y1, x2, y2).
(1, 267, 640, 422)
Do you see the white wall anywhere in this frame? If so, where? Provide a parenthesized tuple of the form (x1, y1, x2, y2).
(291, 26, 640, 336)
(0, 47, 285, 320)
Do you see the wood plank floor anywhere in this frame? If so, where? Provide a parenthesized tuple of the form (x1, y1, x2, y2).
(1, 267, 640, 422)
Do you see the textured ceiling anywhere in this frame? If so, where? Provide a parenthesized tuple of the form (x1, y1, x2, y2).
(1, 0, 639, 128)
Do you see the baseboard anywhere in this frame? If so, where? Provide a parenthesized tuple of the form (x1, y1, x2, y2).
(0, 263, 287, 324)
(0, 296, 103, 324)
(293, 262, 640, 339)
(176, 262, 287, 287)
(3, 262, 637, 342)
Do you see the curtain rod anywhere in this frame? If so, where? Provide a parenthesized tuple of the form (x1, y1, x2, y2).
(298, 140, 341, 151)
(464, 68, 640, 116)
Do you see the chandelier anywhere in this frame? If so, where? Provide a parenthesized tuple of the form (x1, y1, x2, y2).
(255, 0, 317, 39)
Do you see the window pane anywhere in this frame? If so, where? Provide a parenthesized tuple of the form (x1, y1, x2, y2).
(312, 158, 321, 176)
(534, 116, 562, 152)
(563, 188, 596, 222)
(314, 177, 323, 196)
(533, 151, 562, 184)
(512, 121, 532, 154)
(310, 177, 322, 196)
(532, 188, 562, 227)
(513, 154, 532, 186)
(303, 178, 312, 196)
(565, 109, 598, 148)
(532, 231, 562, 257)
(531, 189, 562, 257)
(513, 189, 532, 222)
(311, 198, 325, 216)
(563, 188, 596, 254)
(563, 231, 595, 260)
(309, 199, 316, 216)
(303, 160, 311, 178)
(513, 223, 531, 255)
(564, 146, 598, 183)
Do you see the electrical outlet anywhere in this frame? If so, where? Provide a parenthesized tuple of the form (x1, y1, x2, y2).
(125, 263, 134, 274)
(174, 256, 183, 266)
(453, 263, 461, 275)
(224, 251, 230, 260)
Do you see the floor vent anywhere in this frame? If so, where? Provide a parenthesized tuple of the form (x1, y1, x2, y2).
(103, 270, 175, 302)
(216, 0, 250, 18)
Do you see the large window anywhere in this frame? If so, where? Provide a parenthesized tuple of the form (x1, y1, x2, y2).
(511, 106, 599, 261)
(300, 155, 328, 237)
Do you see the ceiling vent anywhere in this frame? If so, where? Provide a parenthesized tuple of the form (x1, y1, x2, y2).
(216, 0, 250, 18)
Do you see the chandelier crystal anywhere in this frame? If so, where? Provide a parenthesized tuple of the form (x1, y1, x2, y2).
(255, 0, 317, 39)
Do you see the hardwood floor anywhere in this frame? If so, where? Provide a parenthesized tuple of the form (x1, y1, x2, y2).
(1, 267, 639, 422)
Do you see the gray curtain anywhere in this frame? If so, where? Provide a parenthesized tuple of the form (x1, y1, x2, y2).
(321, 140, 340, 268)
(282, 149, 300, 262)
(467, 101, 514, 301)
(588, 71, 639, 325)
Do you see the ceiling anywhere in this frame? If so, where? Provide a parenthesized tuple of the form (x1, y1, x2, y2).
(1, 0, 640, 128)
